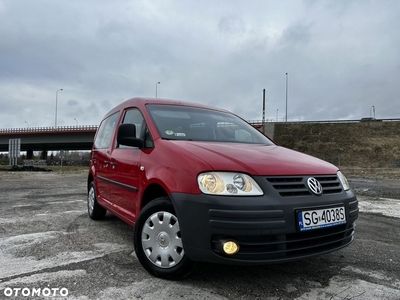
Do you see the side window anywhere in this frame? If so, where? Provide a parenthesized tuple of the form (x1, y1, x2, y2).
(122, 109, 144, 138)
(119, 108, 153, 148)
(94, 112, 119, 149)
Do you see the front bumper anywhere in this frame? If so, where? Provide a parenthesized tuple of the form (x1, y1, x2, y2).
(170, 175, 358, 265)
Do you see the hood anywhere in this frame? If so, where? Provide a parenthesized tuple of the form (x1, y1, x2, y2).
(169, 141, 338, 176)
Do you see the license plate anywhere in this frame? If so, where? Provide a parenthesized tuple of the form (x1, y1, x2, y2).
(297, 206, 346, 231)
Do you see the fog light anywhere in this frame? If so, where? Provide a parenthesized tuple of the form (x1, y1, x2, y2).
(223, 241, 239, 255)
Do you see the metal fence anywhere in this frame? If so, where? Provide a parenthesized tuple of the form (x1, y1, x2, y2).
(2, 118, 400, 134)
(247, 118, 400, 124)
(0, 125, 98, 134)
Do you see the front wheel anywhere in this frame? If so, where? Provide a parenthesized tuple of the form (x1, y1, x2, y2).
(133, 197, 193, 279)
(87, 181, 107, 220)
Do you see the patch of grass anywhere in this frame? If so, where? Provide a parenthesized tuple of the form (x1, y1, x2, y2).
(0, 165, 10, 171)
(43, 166, 89, 173)
(274, 122, 400, 169)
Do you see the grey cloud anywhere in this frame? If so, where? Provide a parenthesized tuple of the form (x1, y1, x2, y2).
(1, 0, 400, 129)
(279, 22, 312, 47)
(67, 100, 79, 106)
(218, 16, 247, 35)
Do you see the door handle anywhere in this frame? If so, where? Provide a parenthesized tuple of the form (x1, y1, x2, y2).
(110, 162, 117, 169)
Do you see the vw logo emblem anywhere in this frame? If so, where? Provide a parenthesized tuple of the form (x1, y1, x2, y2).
(307, 177, 323, 195)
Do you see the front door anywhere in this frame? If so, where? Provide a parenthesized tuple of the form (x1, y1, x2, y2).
(108, 108, 148, 222)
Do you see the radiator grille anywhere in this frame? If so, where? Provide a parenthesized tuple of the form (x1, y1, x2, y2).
(267, 176, 342, 197)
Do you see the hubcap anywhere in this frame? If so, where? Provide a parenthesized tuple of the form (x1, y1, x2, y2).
(141, 211, 184, 268)
(157, 231, 171, 248)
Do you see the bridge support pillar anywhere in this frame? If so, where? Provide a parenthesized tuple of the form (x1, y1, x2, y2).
(26, 149, 33, 159)
(40, 150, 48, 160)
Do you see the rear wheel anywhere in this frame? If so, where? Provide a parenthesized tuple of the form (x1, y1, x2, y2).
(134, 197, 193, 279)
(87, 181, 107, 220)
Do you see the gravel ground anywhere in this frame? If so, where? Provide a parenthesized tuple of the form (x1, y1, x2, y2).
(0, 171, 399, 300)
(349, 177, 400, 199)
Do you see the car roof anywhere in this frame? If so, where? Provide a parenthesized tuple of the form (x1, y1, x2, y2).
(103, 97, 231, 119)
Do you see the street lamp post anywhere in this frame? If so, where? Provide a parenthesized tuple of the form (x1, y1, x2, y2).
(155, 82, 160, 98)
(55, 88, 63, 127)
(276, 109, 279, 122)
(370, 105, 376, 119)
(24, 121, 29, 128)
(74, 118, 78, 126)
(285, 73, 288, 122)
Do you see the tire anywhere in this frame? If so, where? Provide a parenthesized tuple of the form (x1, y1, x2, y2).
(87, 181, 107, 220)
(134, 197, 193, 280)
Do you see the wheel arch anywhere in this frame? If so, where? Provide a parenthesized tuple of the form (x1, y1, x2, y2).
(87, 172, 94, 191)
(140, 183, 169, 210)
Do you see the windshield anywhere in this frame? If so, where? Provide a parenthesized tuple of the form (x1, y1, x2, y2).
(146, 104, 274, 145)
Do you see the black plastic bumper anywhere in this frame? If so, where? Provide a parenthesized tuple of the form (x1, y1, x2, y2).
(170, 188, 358, 265)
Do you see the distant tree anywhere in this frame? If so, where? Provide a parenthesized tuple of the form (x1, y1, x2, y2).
(80, 151, 91, 160)
(69, 151, 81, 160)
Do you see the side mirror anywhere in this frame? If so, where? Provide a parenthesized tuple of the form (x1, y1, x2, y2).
(117, 124, 144, 148)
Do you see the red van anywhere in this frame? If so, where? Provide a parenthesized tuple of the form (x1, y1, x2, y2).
(87, 97, 358, 279)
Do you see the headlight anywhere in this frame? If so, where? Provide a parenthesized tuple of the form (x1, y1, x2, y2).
(337, 171, 350, 191)
(197, 172, 263, 196)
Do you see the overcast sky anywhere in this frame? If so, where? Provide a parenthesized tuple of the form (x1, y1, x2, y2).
(1, 0, 399, 128)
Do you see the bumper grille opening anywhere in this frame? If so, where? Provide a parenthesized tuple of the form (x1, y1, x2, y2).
(212, 223, 355, 261)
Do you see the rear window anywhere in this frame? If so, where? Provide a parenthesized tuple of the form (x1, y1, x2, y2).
(146, 104, 274, 145)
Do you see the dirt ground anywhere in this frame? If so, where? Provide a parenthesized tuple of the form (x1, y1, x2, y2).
(0, 170, 399, 300)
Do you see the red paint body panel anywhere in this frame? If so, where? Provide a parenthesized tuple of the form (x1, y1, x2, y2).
(89, 97, 341, 225)
(164, 141, 338, 176)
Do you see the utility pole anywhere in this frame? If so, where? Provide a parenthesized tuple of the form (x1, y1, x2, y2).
(262, 89, 266, 132)
(285, 73, 288, 122)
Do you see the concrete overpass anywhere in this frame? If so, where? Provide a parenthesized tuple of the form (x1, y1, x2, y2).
(0, 126, 97, 159)
(0, 123, 275, 159)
